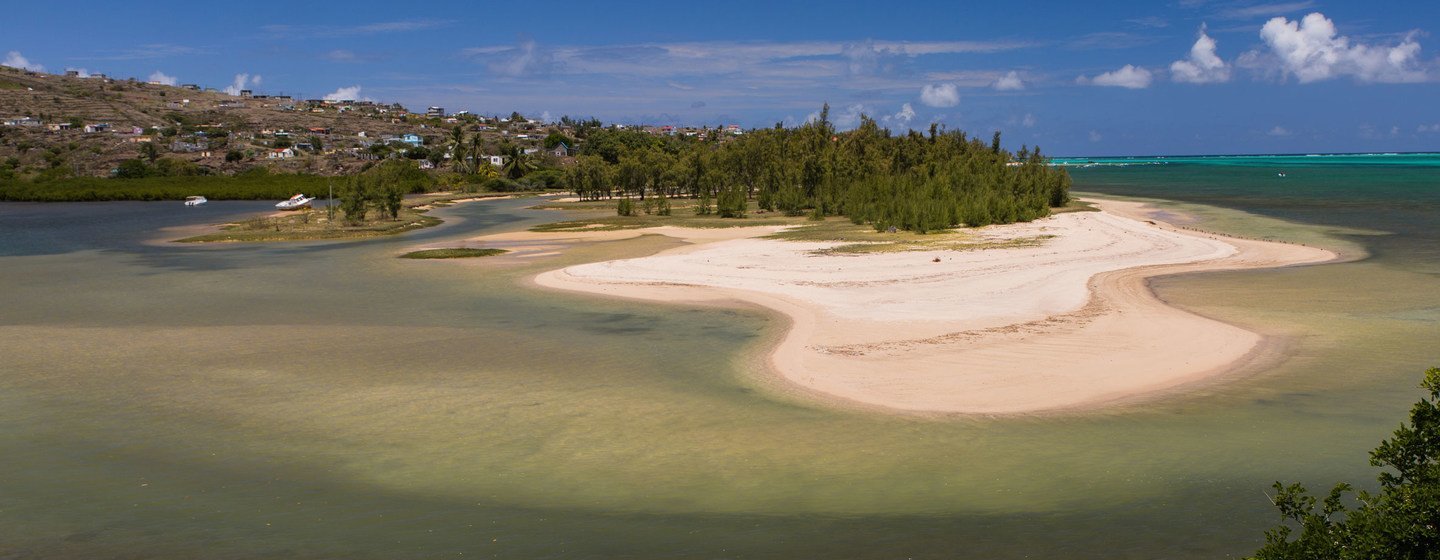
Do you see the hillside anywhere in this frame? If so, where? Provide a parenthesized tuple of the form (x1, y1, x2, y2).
(0, 65, 563, 180)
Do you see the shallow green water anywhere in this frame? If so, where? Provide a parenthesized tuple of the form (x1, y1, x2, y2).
(1, 159, 1437, 558)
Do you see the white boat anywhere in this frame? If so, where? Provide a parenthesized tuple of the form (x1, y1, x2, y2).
(184, 196, 207, 206)
(275, 194, 314, 211)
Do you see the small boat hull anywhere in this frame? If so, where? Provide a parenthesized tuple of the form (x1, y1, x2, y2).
(275, 195, 314, 211)
(184, 196, 207, 206)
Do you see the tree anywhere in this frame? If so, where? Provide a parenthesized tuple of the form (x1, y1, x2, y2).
(138, 141, 159, 163)
(543, 131, 574, 150)
(114, 159, 149, 179)
(225, 150, 244, 163)
(1250, 367, 1440, 560)
(500, 143, 537, 179)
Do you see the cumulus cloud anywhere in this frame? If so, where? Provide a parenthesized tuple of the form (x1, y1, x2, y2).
(919, 83, 960, 107)
(1022, 113, 1037, 128)
(223, 73, 260, 96)
(323, 85, 363, 101)
(2, 51, 43, 71)
(993, 71, 1025, 91)
(883, 103, 916, 128)
(1171, 25, 1231, 83)
(147, 71, 177, 86)
(1089, 130, 1103, 142)
(1268, 125, 1292, 136)
(1079, 64, 1154, 88)
(1243, 12, 1426, 83)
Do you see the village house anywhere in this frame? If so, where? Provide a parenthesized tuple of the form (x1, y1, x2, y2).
(400, 133, 423, 147)
(550, 142, 571, 157)
(267, 147, 296, 159)
(3, 116, 41, 127)
(82, 123, 111, 133)
(426, 106, 445, 118)
(47, 122, 72, 131)
(170, 139, 209, 153)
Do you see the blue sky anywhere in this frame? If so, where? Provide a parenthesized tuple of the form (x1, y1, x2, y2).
(4, 0, 1439, 155)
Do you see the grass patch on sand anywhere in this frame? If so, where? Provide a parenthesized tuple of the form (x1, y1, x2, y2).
(767, 217, 1053, 255)
(175, 192, 523, 243)
(529, 200, 798, 232)
(400, 248, 508, 259)
(1053, 198, 1100, 214)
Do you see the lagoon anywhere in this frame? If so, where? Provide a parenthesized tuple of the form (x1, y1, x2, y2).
(1, 156, 1437, 558)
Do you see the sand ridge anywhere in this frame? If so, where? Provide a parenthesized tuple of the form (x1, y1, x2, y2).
(529, 199, 1337, 414)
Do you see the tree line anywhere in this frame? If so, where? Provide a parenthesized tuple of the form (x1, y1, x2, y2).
(561, 104, 1072, 232)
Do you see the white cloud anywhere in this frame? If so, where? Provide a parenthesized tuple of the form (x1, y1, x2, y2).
(1171, 25, 1231, 83)
(2, 51, 43, 71)
(1216, 1, 1316, 20)
(1268, 125, 1292, 136)
(993, 71, 1025, 91)
(1079, 64, 1153, 88)
(1419, 123, 1440, 134)
(1246, 12, 1426, 83)
(323, 85, 363, 101)
(884, 103, 916, 128)
(919, 83, 960, 107)
(1022, 113, 1037, 128)
(833, 103, 868, 129)
(147, 71, 177, 86)
(223, 73, 260, 96)
(1089, 130, 1103, 142)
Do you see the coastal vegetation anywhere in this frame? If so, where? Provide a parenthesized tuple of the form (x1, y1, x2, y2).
(562, 105, 1072, 232)
(399, 248, 508, 259)
(175, 189, 523, 243)
(1250, 367, 1440, 560)
(0, 167, 334, 201)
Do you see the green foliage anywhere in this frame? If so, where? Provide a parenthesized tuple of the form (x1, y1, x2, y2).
(336, 159, 430, 222)
(114, 159, 150, 179)
(716, 187, 746, 218)
(138, 141, 159, 163)
(399, 248, 507, 259)
(523, 168, 565, 189)
(616, 197, 635, 216)
(694, 189, 712, 215)
(1250, 367, 1440, 560)
(225, 150, 245, 163)
(0, 172, 332, 201)
(549, 106, 1070, 232)
(543, 131, 574, 150)
(337, 176, 371, 224)
(499, 143, 538, 179)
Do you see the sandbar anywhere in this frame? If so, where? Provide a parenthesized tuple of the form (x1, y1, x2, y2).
(523, 199, 1336, 414)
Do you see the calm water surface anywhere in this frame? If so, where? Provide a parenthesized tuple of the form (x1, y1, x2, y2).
(1, 158, 1437, 558)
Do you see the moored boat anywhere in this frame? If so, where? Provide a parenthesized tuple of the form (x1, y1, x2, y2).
(275, 194, 314, 211)
(184, 196, 207, 206)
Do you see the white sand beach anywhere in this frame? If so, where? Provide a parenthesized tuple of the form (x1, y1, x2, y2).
(522, 199, 1336, 414)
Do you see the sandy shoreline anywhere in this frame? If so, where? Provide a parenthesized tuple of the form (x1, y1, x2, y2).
(521, 199, 1336, 414)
